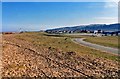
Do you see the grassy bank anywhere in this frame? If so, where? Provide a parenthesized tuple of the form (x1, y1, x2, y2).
(15, 32, 119, 61)
(47, 34, 119, 48)
(84, 36, 119, 49)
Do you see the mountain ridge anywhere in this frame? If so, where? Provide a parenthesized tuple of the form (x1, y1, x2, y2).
(46, 23, 120, 32)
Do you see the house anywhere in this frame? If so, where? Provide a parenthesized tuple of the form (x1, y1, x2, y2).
(102, 31, 120, 36)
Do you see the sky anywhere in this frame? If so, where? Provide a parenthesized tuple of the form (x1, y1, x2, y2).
(1, 0, 119, 2)
(0, 2, 2, 32)
(2, 1, 118, 32)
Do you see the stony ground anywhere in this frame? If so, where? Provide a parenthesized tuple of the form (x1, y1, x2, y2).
(2, 34, 119, 78)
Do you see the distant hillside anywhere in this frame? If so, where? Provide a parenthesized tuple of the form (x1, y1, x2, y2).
(46, 23, 119, 32)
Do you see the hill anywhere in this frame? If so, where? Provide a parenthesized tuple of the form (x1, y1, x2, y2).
(46, 23, 119, 32)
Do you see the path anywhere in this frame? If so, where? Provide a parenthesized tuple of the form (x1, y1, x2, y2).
(73, 38, 119, 55)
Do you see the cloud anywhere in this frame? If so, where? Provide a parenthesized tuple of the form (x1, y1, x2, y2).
(94, 17, 118, 24)
(104, 2, 118, 8)
(95, 17, 118, 20)
(103, 0, 119, 8)
(105, 0, 119, 2)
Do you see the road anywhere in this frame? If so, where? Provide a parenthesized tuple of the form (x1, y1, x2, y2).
(73, 38, 119, 55)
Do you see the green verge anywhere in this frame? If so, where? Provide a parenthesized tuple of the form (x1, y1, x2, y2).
(84, 36, 119, 49)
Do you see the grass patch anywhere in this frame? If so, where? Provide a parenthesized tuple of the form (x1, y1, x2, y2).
(15, 32, 119, 62)
(47, 34, 119, 48)
(84, 36, 119, 48)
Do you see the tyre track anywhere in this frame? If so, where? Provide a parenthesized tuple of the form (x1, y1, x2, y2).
(4, 41, 89, 77)
(3, 35, 119, 78)
(3, 41, 50, 77)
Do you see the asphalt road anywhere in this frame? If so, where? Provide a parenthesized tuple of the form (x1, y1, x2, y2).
(73, 38, 119, 55)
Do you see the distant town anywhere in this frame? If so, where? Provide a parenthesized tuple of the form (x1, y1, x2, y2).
(45, 23, 120, 36)
(45, 29, 120, 36)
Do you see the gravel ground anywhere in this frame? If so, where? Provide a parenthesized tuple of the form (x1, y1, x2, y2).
(2, 34, 119, 78)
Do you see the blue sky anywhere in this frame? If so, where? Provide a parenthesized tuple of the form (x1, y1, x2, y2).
(2, 2, 118, 32)
(2, 0, 119, 2)
(0, 2, 2, 32)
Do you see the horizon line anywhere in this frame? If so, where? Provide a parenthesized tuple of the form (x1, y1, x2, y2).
(2, 23, 119, 32)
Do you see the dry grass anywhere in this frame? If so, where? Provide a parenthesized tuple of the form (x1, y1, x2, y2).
(15, 32, 119, 62)
(47, 34, 119, 48)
